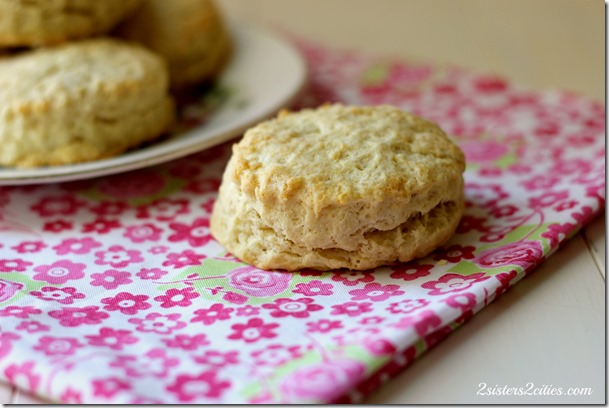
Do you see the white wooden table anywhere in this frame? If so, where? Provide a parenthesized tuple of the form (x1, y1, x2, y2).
(1, 0, 604, 404)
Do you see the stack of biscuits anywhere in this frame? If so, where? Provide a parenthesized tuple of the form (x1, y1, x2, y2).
(0, 0, 232, 168)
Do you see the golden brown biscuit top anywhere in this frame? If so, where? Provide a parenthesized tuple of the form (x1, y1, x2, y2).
(0, 38, 167, 114)
(232, 104, 465, 213)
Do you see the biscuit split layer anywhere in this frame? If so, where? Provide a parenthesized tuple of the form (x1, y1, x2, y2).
(211, 104, 466, 271)
(0, 38, 174, 168)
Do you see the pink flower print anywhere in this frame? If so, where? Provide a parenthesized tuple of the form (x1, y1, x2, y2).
(123, 223, 163, 243)
(554, 200, 578, 212)
(476, 241, 543, 268)
(528, 190, 570, 208)
(166, 371, 231, 402)
(459, 140, 508, 164)
(193, 350, 239, 367)
(389, 263, 433, 281)
(136, 198, 189, 221)
(227, 318, 279, 343)
(541, 222, 575, 250)
(95, 245, 143, 268)
(0, 279, 23, 302)
(48, 306, 109, 327)
(306, 319, 343, 333)
(200, 197, 215, 213)
(30, 195, 82, 217)
(183, 178, 221, 194)
(110, 349, 179, 379)
(393, 310, 443, 336)
(52, 237, 102, 255)
(299, 269, 324, 277)
(478, 166, 503, 177)
(570, 205, 596, 226)
(154, 287, 200, 308)
(445, 292, 477, 311)
(0, 305, 41, 318)
(191, 303, 234, 325)
(236, 305, 260, 316)
(101, 292, 151, 315)
(332, 327, 380, 347)
(149, 245, 169, 254)
(507, 163, 532, 175)
(34, 336, 82, 356)
(32, 260, 85, 284)
(331, 301, 373, 317)
(43, 219, 72, 232)
(89, 201, 128, 216)
(494, 269, 519, 298)
(0, 332, 20, 359)
(128, 312, 187, 334)
(331, 270, 375, 286)
(279, 359, 365, 402)
(168, 160, 201, 179)
(136, 267, 167, 280)
(85, 327, 139, 350)
(11, 241, 46, 253)
(162, 334, 210, 350)
(15, 320, 50, 333)
(90, 270, 133, 290)
(217, 291, 244, 305)
(142, 348, 180, 377)
(227, 266, 292, 297)
(359, 316, 385, 326)
(364, 338, 397, 356)
(348, 282, 404, 302)
(550, 158, 592, 175)
(251, 344, 302, 367)
(98, 170, 166, 199)
(456, 215, 488, 233)
(465, 182, 508, 208)
(81, 217, 122, 234)
(168, 217, 212, 247)
(4, 362, 40, 393)
(387, 299, 430, 314)
(433, 244, 476, 263)
(584, 181, 605, 203)
(60, 387, 82, 404)
(489, 204, 520, 218)
(0, 258, 32, 272)
(30, 286, 85, 305)
(262, 297, 323, 318)
(473, 75, 508, 92)
(292, 280, 334, 296)
(421, 273, 490, 296)
(92, 377, 131, 399)
(162, 249, 205, 269)
(129, 397, 163, 404)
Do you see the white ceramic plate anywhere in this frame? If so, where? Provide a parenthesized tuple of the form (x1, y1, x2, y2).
(0, 23, 307, 185)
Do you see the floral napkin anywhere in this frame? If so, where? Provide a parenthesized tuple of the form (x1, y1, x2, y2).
(0, 38, 604, 404)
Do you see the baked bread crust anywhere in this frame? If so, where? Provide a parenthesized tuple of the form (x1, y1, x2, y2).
(0, 0, 142, 46)
(211, 104, 466, 271)
(114, 0, 231, 89)
(0, 38, 174, 168)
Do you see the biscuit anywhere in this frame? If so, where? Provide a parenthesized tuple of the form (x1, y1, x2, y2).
(0, 38, 174, 168)
(114, 0, 231, 90)
(211, 104, 466, 271)
(0, 0, 142, 47)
